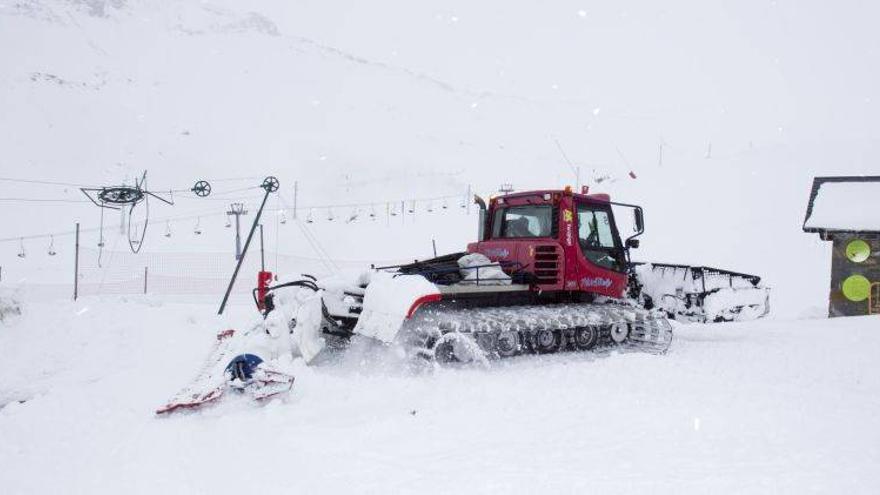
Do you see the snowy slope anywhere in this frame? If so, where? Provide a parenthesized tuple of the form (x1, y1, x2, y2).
(1, 298, 878, 493)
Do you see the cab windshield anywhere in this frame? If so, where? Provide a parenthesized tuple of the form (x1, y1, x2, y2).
(577, 204, 624, 271)
(491, 205, 553, 238)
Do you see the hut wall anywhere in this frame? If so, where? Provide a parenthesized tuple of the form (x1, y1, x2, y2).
(829, 233, 880, 317)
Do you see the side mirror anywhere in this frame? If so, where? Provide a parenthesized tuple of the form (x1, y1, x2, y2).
(633, 208, 644, 233)
(626, 238, 640, 249)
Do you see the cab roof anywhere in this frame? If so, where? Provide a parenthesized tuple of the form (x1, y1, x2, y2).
(497, 189, 611, 203)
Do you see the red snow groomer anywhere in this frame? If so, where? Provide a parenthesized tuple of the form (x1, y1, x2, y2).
(261, 187, 769, 364)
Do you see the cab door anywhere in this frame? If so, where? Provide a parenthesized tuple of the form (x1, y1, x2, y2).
(572, 201, 628, 297)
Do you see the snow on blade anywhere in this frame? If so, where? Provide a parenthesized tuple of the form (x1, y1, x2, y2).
(293, 293, 328, 363)
(353, 272, 440, 343)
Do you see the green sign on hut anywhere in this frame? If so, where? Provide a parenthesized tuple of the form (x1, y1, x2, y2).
(803, 176, 880, 317)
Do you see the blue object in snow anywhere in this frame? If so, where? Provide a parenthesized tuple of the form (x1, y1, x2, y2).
(225, 354, 264, 382)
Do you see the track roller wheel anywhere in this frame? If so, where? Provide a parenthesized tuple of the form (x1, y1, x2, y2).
(610, 323, 630, 344)
(433, 333, 485, 365)
(574, 326, 599, 350)
(534, 329, 561, 354)
(495, 331, 521, 358)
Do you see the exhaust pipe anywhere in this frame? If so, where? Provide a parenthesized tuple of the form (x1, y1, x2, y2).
(474, 195, 488, 241)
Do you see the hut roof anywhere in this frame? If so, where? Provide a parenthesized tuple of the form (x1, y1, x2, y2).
(803, 176, 880, 234)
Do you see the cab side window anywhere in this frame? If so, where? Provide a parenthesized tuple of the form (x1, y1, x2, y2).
(578, 209, 615, 248)
(577, 205, 623, 271)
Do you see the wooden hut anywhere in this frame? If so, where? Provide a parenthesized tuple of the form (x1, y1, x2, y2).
(803, 176, 880, 317)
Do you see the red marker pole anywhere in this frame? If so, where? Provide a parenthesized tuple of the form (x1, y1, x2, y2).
(256, 270, 273, 311)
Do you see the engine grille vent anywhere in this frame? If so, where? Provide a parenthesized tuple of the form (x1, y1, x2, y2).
(534, 245, 560, 285)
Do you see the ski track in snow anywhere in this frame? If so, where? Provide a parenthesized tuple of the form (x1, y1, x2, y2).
(0, 298, 878, 494)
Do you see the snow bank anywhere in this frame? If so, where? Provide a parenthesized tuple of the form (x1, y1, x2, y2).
(353, 271, 439, 343)
(804, 181, 880, 231)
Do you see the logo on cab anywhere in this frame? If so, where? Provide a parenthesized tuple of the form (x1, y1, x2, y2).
(482, 248, 511, 259)
(563, 209, 574, 247)
(581, 277, 613, 289)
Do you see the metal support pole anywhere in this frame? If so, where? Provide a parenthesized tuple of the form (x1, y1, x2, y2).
(74, 223, 80, 301)
(235, 214, 242, 259)
(143, 266, 148, 295)
(227, 202, 248, 260)
(218, 178, 279, 315)
(259, 224, 265, 272)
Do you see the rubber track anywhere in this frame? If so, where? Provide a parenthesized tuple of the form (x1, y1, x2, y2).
(405, 302, 674, 357)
